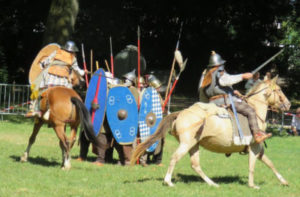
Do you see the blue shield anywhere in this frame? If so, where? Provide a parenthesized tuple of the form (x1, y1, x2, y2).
(138, 87, 163, 152)
(85, 68, 107, 136)
(106, 86, 138, 144)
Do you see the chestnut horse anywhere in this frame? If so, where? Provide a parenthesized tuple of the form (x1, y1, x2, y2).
(20, 70, 97, 169)
(131, 76, 291, 188)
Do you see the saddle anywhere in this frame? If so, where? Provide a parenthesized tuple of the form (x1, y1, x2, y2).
(226, 109, 253, 146)
(194, 102, 252, 146)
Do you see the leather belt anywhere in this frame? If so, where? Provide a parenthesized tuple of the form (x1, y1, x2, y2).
(209, 94, 228, 101)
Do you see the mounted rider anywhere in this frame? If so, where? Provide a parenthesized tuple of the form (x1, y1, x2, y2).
(200, 51, 272, 143)
(26, 41, 86, 118)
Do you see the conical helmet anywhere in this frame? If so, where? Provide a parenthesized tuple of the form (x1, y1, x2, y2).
(62, 41, 79, 52)
(148, 74, 162, 89)
(135, 76, 146, 87)
(207, 51, 225, 67)
(122, 69, 136, 82)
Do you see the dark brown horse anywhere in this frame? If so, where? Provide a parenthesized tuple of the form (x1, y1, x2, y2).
(21, 70, 97, 169)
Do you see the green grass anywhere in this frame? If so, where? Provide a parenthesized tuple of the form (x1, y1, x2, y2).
(0, 117, 299, 197)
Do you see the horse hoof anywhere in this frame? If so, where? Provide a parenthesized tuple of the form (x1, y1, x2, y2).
(281, 181, 289, 186)
(61, 166, 71, 170)
(163, 181, 174, 187)
(211, 183, 219, 188)
(20, 156, 27, 162)
(249, 185, 260, 190)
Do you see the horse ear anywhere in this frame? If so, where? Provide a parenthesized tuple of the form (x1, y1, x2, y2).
(271, 75, 278, 84)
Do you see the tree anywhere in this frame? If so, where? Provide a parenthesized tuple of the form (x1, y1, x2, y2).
(43, 0, 79, 45)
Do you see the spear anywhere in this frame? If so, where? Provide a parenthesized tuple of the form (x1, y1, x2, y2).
(136, 26, 142, 165)
(251, 48, 284, 74)
(90, 49, 93, 75)
(110, 36, 114, 77)
(104, 59, 111, 72)
(137, 26, 141, 108)
(162, 58, 187, 112)
(81, 43, 89, 88)
(164, 22, 184, 102)
(91, 61, 102, 122)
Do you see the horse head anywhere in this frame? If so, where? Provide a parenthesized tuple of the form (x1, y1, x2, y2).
(264, 75, 290, 111)
(246, 75, 290, 112)
(70, 69, 85, 88)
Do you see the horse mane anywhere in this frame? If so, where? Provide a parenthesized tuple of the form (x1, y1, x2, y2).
(245, 80, 266, 97)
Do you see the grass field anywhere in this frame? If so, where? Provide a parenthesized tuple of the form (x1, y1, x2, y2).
(0, 116, 299, 197)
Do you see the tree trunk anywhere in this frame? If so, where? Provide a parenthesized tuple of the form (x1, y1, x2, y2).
(43, 0, 79, 46)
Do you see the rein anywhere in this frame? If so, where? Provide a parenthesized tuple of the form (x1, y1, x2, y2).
(244, 85, 282, 125)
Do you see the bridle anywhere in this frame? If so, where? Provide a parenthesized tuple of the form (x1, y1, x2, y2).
(245, 83, 287, 124)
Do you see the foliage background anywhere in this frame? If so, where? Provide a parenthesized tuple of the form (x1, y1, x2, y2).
(0, 0, 299, 100)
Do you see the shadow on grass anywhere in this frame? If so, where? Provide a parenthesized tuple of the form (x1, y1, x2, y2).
(177, 173, 247, 185)
(71, 155, 119, 164)
(10, 155, 60, 167)
(123, 177, 164, 184)
(123, 173, 247, 186)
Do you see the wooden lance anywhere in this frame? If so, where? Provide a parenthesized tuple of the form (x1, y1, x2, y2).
(164, 22, 184, 102)
(91, 61, 102, 122)
(90, 49, 93, 75)
(137, 26, 141, 108)
(162, 58, 187, 112)
(110, 36, 114, 77)
(81, 43, 89, 88)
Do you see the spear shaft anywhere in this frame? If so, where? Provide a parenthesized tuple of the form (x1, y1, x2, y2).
(251, 48, 284, 74)
(81, 43, 89, 88)
(164, 22, 184, 102)
(137, 26, 141, 101)
(110, 36, 114, 77)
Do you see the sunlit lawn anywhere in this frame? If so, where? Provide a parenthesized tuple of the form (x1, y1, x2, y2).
(0, 116, 299, 197)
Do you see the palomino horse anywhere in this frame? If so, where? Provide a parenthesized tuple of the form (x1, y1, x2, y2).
(131, 76, 291, 189)
(20, 70, 97, 169)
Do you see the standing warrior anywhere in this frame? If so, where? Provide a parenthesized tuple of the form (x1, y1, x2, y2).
(200, 51, 272, 143)
(26, 41, 86, 118)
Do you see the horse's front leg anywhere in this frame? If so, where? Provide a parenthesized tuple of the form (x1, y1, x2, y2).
(259, 153, 288, 186)
(20, 118, 43, 162)
(248, 143, 263, 189)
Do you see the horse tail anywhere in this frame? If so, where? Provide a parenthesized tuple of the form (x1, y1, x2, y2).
(70, 97, 98, 145)
(130, 111, 180, 165)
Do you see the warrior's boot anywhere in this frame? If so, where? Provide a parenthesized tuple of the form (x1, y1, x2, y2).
(25, 100, 41, 118)
(253, 131, 272, 144)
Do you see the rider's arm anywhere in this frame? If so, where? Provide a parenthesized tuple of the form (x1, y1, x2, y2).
(219, 72, 243, 86)
(40, 51, 57, 68)
(71, 57, 85, 76)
